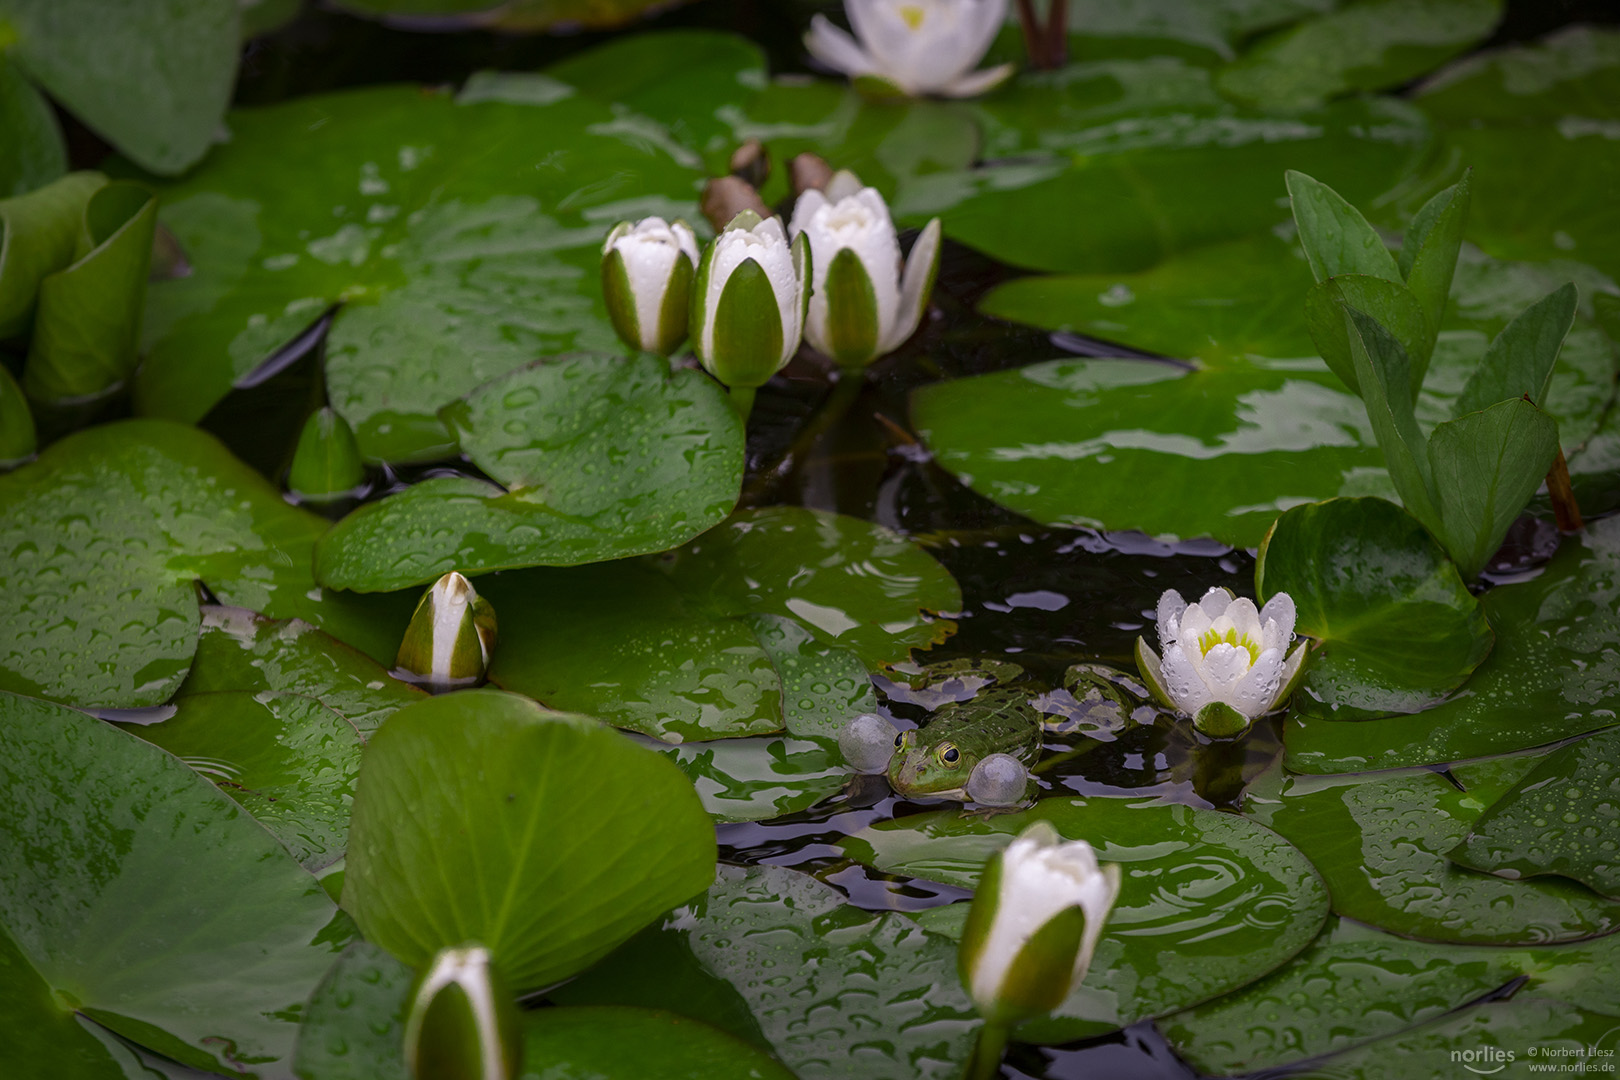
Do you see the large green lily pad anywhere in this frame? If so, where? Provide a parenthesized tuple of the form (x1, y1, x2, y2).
(135, 82, 702, 462)
(840, 796, 1329, 1043)
(486, 507, 954, 742)
(0, 420, 410, 708)
(654, 734, 850, 823)
(293, 942, 412, 1080)
(550, 865, 979, 1080)
(520, 1007, 798, 1080)
(342, 690, 716, 993)
(329, 0, 691, 32)
(315, 355, 744, 591)
(1285, 514, 1620, 772)
(1415, 25, 1620, 125)
(1047, 0, 1340, 66)
(1245, 758, 1620, 944)
(0, 693, 341, 1075)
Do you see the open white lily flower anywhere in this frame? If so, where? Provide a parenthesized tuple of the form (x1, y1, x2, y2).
(789, 171, 941, 370)
(958, 821, 1121, 1026)
(805, 0, 1015, 99)
(600, 217, 700, 356)
(691, 210, 810, 394)
(394, 571, 499, 692)
(1136, 586, 1308, 737)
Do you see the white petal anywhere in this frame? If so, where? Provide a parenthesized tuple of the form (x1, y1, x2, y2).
(804, 15, 880, 79)
(788, 189, 829, 241)
(1198, 643, 1251, 692)
(1260, 592, 1297, 641)
(824, 169, 866, 203)
(938, 62, 1016, 99)
(798, 185, 901, 359)
(1197, 586, 1235, 619)
(1156, 589, 1187, 650)
(1161, 644, 1213, 715)
(1176, 601, 1212, 647)
(610, 218, 685, 352)
(1223, 597, 1262, 641)
(1224, 648, 1282, 719)
(882, 217, 940, 352)
(671, 220, 700, 268)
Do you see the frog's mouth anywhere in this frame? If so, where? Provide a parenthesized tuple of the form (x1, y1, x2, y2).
(886, 734, 968, 794)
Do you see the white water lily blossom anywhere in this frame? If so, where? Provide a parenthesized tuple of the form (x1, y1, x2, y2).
(691, 210, 810, 402)
(790, 171, 942, 370)
(805, 0, 1015, 99)
(600, 217, 700, 356)
(958, 821, 1122, 1027)
(1136, 586, 1308, 737)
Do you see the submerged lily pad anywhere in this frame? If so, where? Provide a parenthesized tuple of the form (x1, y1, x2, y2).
(1245, 759, 1620, 944)
(550, 865, 980, 1080)
(342, 690, 716, 992)
(136, 82, 702, 462)
(1285, 514, 1620, 772)
(0, 693, 341, 1075)
(293, 941, 412, 1080)
(840, 796, 1329, 1043)
(315, 355, 744, 591)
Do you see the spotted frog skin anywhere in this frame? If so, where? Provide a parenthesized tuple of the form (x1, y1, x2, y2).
(885, 659, 1042, 802)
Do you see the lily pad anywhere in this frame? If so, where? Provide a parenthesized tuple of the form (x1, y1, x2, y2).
(1285, 514, 1620, 772)
(1256, 497, 1492, 716)
(549, 865, 980, 1080)
(840, 795, 1330, 1043)
(1450, 727, 1620, 899)
(135, 83, 702, 462)
(329, 0, 691, 32)
(1414, 25, 1620, 125)
(315, 354, 744, 591)
(0, 57, 64, 197)
(485, 507, 954, 742)
(653, 734, 849, 823)
(342, 689, 717, 992)
(0, 420, 410, 708)
(1053, 0, 1340, 66)
(1244, 759, 1620, 944)
(0, 692, 341, 1075)
(520, 1007, 798, 1080)
(293, 942, 412, 1080)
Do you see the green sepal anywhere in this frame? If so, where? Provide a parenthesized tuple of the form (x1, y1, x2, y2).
(405, 948, 522, 1080)
(0, 170, 106, 338)
(395, 574, 495, 688)
(822, 246, 880, 369)
(689, 235, 716, 363)
(1273, 640, 1311, 712)
(957, 848, 1004, 993)
(1400, 170, 1470, 337)
(287, 406, 364, 502)
(0, 364, 36, 466)
(988, 902, 1087, 1025)
(792, 230, 811, 329)
(600, 246, 642, 354)
(709, 257, 784, 389)
(1192, 701, 1252, 739)
(653, 251, 694, 356)
(1134, 637, 1175, 710)
(726, 209, 763, 232)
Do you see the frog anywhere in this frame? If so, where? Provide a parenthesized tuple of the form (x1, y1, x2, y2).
(839, 659, 1044, 807)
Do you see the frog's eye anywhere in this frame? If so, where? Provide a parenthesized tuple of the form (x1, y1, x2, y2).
(894, 732, 905, 748)
(938, 743, 960, 766)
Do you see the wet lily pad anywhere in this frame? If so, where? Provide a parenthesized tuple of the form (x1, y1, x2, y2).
(1257, 497, 1492, 716)
(1245, 758, 1620, 944)
(135, 83, 702, 462)
(1414, 25, 1620, 125)
(315, 355, 744, 591)
(486, 507, 953, 742)
(520, 1006, 798, 1080)
(549, 865, 980, 1080)
(653, 734, 849, 823)
(342, 689, 716, 992)
(293, 941, 411, 1080)
(1450, 727, 1620, 899)
(0, 693, 341, 1075)
(840, 795, 1330, 1043)
(0, 420, 409, 708)
(1285, 514, 1620, 772)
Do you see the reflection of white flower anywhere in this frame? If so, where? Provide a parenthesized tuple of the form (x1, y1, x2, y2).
(805, 0, 1015, 99)
(789, 172, 941, 370)
(600, 217, 700, 356)
(959, 821, 1121, 1025)
(1136, 586, 1307, 737)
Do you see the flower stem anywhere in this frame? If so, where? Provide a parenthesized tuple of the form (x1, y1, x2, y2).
(730, 385, 757, 423)
(963, 1021, 1011, 1080)
(1545, 447, 1584, 532)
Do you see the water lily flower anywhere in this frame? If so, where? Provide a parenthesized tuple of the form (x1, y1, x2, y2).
(404, 945, 521, 1080)
(600, 217, 700, 356)
(1136, 587, 1308, 738)
(805, 0, 1015, 99)
(789, 171, 942, 370)
(394, 571, 498, 692)
(690, 210, 810, 415)
(959, 821, 1120, 1036)
(286, 406, 364, 503)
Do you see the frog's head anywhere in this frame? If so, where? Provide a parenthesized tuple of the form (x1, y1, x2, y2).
(886, 729, 972, 796)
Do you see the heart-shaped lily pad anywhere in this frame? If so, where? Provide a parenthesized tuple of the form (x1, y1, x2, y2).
(0, 420, 411, 708)
(342, 689, 717, 992)
(0, 692, 341, 1075)
(1043, 2, 1339, 67)
(1284, 514, 1620, 773)
(485, 507, 953, 742)
(135, 82, 702, 462)
(1245, 757, 1620, 944)
(550, 865, 980, 1080)
(315, 354, 744, 592)
(840, 795, 1329, 1043)
(1257, 497, 1493, 716)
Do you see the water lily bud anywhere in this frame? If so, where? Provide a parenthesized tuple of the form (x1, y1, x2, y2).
(690, 210, 810, 390)
(286, 407, 364, 503)
(0, 365, 37, 468)
(600, 217, 700, 356)
(1136, 586, 1308, 737)
(790, 172, 940, 370)
(394, 572, 498, 692)
(958, 821, 1121, 1026)
(805, 0, 1015, 99)
(403, 945, 522, 1080)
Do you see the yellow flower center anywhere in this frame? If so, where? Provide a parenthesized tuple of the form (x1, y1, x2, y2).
(1197, 627, 1260, 666)
(899, 4, 926, 29)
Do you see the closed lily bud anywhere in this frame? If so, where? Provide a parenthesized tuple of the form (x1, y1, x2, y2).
(403, 945, 522, 1080)
(286, 407, 364, 503)
(789, 171, 941, 370)
(394, 572, 498, 692)
(601, 217, 700, 356)
(958, 821, 1121, 1027)
(0, 365, 37, 468)
(690, 210, 810, 391)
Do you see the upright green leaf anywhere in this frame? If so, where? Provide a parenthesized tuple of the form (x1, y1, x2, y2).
(1343, 304, 1441, 533)
(1286, 169, 1400, 283)
(0, 56, 64, 197)
(1454, 282, 1579, 417)
(0, 365, 35, 464)
(1400, 170, 1471, 337)
(0, 169, 103, 337)
(1304, 275, 1430, 394)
